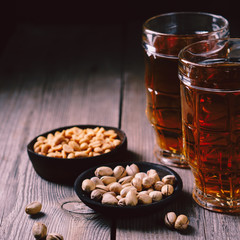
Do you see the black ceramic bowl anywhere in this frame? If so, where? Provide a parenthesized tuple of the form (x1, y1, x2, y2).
(74, 161, 183, 217)
(27, 125, 127, 185)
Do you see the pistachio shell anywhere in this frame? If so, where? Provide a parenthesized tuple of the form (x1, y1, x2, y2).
(135, 172, 147, 181)
(101, 193, 118, 205)
(142, 176, 154, 189)
(149, 191, 162, 202)
(32, 222, 47, 239)
(118, 176, 133, 185)
(46, 233, 64, 240)
(162, 175, 176, 185)
(81, 179, 95, 192)
(113, 166, 127, 180)
(174, 214, 189, 230)
(138, 193, 152, 205)
(126, 164, 139, 176)
(109, 182, 123, 194)
(25, 201, 42, 215)
(154, 181, 165, 191)
(131, 177, 142, 192)
(100, 176, 117, 185)
(90, 189, 106, 201)
(164, 212, 177, 229)
(95, 166, 113, 177)
(90, 176, 104, 186)
(161, 184, 174, 196)
(125, 190, 138, 206)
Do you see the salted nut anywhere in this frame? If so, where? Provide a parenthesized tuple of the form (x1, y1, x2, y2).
(25, 201, 42, 215)
(81, 179, 95, 193)
(46, 233, 64, 240)
(125, 164, 139, 176)
(113, 166, 127, 180)
(95, 166, 113, 177)
(164, 212, 189, 231)
(82, 164, 177, 206)
(32, 222, 47, 239)
(174, 214, 189, 231)
(164, 212, 177, 229)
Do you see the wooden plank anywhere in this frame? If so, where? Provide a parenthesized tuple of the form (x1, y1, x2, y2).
(0, 24, 122, 239)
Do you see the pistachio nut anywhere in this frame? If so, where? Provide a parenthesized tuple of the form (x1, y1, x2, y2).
(149, 191, 162, 202)
(121, 183, 132, 189)
(131, 177, 142, 192)
(113, 165, 127, 180)
(147, 169, 158, 176)
(90, 189, 106, 201)
(149, 172, 160, 183)
(100, 176, 117, 185)
(95, 166, 113, 177)
(32, 222, 47, 239)
(118, 176, 133, 185)
(25, 201, 42, 215)
(154, 181, 165, 191)
(125, 164, 139, 176)
(90, 176, 104, 186)
(118, 198, 126, 206)
(135, 172, 147, 181)
(109, 182, 123, 194)
(161, 184, 174, 196)
(125, 190, 138, 206)
(81, 179, 95, 192)
(103, 191, 116, 197)
(120, 186, 137, 198)
(142, 176, 154, 189)
(138, 193, 152, 205)
(46, 233, 64, 240)
(164, 212, 177, 229)
(101, 193, 118, 205)
(174, 214, 189, 230)
(162, 175, 176, 185)
(95, 184, 109, 192)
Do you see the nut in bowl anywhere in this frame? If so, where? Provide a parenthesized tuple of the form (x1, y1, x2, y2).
(27, 125, 127, 185)
(74, 162, 183, 217)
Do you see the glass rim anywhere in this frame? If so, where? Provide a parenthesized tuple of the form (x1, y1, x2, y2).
(178, 38, 240, 68)
(143, 11, 229, 38)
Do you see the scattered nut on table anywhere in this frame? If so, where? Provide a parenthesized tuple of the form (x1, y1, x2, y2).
(33, 127, 122, 158)
(46, 233, 64, 240)
(32, 222, 47, 239)
(81, 163, 176, 206)
(164, 212, 189, 231)
(25, 201, 42, 215)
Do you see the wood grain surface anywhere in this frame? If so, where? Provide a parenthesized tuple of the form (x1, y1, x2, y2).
(0, 23, 239, 240)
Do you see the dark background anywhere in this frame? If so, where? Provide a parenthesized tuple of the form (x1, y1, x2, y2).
(1, 0, 239, 54)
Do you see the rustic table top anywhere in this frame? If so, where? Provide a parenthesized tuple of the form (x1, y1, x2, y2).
(0, 22, 239, 240)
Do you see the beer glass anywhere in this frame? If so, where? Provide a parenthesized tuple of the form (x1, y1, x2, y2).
(142, 12, 229, 167)
(179, 39, 240, 213)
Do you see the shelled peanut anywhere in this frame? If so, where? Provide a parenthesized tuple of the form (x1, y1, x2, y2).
(33, 126, 121, 158)
(81, 164, 176, 206)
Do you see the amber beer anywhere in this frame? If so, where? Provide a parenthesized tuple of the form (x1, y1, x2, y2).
(142, 12, 229, 168)
(144, 54, 182, 160)
(179, 39, 240, 213)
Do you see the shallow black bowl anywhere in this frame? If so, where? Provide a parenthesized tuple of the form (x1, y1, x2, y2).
(27, 125, 127, 185)
(74, 161, 183, 217)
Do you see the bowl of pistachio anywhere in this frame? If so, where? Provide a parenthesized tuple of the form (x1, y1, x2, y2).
(74, 161, 183, 217)
(27, 125, 127, 185)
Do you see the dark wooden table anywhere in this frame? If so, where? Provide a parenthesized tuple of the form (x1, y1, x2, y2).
(0, 22, 239, 240)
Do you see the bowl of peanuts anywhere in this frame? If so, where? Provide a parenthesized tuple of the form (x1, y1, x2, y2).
(74, 161, 183, 217)
(27, 125, 127, 184)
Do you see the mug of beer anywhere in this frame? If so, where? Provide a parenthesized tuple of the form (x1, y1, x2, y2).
(142, 12, 229, 167)
(179, 39, 240, 213)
